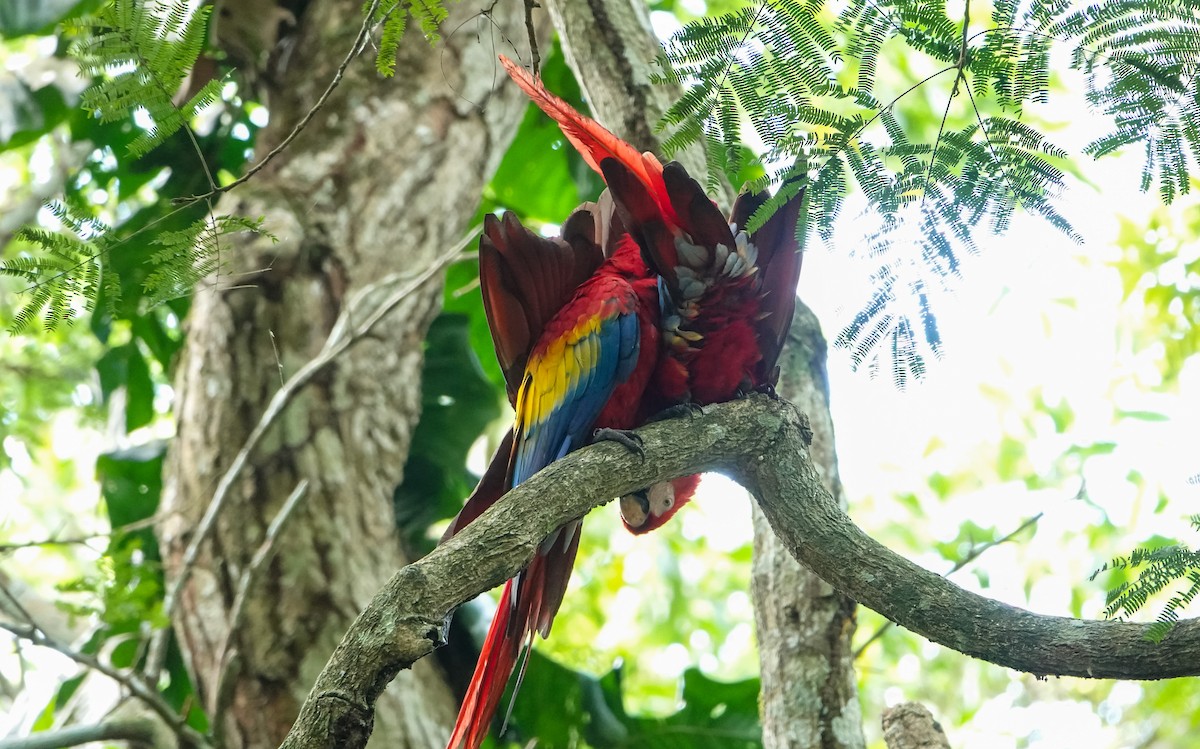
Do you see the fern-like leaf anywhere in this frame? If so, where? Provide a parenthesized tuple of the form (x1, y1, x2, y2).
(142, 215, 275, 305)
(367, 0, 450, 76)
(1091, 517, 1200, 642)
(70, 0, 214, 158)
(1055, 1, 1200, 204)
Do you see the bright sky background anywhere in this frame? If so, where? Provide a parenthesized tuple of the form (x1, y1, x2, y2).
(643, 9, 1199, 746)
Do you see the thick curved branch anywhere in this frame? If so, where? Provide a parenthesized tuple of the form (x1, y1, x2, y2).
(278, 396, 1200, 749)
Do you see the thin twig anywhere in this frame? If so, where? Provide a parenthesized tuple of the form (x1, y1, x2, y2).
(0, 534, 106, 553)
(211, 480, 311, 716)
(523, 0, 541, 75)
(961, 74, 1023, 209)
(0, 577, 37, 628)
(0, 621, 212, 749)
(180, 0, 384, 202)
(918, 0, 971, 213)
(0, 515, 165, 553)
(853, 511, 1043, 659)
(0, 719, 158, 749)
(144, 233, 478, 683)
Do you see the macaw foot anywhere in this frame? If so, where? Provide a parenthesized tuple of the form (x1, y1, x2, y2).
(647, 402, 705, 423)
(738, 382, 780, 400)
(431, 613, 452, 648)
(593, 427, 645, 458)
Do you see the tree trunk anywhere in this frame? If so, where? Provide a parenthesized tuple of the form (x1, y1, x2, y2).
(541, 2, 862, 746)
(753, 304, 864, 749)
(158, 3, 534, 747)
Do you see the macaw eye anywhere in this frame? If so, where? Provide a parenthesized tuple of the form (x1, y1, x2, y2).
(620, 493, 650, 527)
(647, 482, 676, 516)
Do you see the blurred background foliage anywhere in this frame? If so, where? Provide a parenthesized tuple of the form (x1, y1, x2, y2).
(1, 1, 1198, 748)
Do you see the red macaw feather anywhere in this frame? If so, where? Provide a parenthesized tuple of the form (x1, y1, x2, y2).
(500, 55, 677, 227)
(443, 218, 663, 749)
(499, 55, 805, 403)
(478, 205, 605, 401)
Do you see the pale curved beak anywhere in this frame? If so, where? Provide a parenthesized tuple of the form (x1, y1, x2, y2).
(619, 491, 650, 528)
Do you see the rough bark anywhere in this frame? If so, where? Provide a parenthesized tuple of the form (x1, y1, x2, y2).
(277, 395, 1200, 749)
(753, 304, 864, 749)
(881, 703, 951, 749)
(158, 3, 536, 747)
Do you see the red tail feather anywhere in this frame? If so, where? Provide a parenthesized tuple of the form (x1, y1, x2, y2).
(446, 579, 520, 749)
(499, 55, 676, 226)
(446, 524, 582, 749)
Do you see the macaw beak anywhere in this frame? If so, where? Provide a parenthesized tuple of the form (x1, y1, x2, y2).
(620, 491, 651, 529)
(619, 482, 678, 532)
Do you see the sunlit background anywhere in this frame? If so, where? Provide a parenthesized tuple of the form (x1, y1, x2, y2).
(3, 2, 1199, 748)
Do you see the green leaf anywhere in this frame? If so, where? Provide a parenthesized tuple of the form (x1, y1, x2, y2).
(504, 654, 761, 749)
(0, 81, 69, 151)
(96, 441, 165, 532)
(94, 341, 156, 431)
(1116, 409, 1169, 422)
(0, 0, 92, 37)
(393, 314, 503, 550)
(124, 339, 154, 431)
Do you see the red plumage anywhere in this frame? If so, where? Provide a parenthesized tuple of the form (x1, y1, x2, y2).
(500, 54, 804, 408)
(443, 206, 663, 749)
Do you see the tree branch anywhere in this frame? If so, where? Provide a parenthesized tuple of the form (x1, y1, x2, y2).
(0, 719, 158, 749)
(882, 703, 951, 749)
(0, 621, 211, 749)
(853, 511, 1043, 659)
(277, 396, 1200, 749)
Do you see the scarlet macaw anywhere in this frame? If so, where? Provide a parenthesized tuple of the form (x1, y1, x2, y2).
(498, 56, 802, 535)
(442, 200, 665, 749)
(500, 55, 803, 409)
(445, 200, 699, 542)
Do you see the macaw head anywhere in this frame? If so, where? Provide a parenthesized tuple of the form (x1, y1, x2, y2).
(618, 474, 701, 535)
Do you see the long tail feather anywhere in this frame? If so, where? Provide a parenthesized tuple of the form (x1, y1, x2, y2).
(446, 579, 521, 749)
(446, 522, 583, 749)
(499, 55, 676, 225)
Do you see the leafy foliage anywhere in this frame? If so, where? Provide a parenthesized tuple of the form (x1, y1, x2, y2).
(496, 651, 761, 749)
(394, 314, 503, 552)
(3, 204, 109, 332)
(0, 0, 279, 332)
(1092, 516, 1200, 642)
(70, 0, 219, 157)
(654, 0, 1200, 381)
(2, 205, 268, 332)
(142, 214, 272, 304)
(1053, 2, 1200, 204)
(366, 0, 451, 77)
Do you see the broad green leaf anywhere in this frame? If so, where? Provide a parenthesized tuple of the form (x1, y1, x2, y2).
(0, 0, 92, 37)
(0, 81, 69, 151)
(503, 653, 762, 749)
(393, 314, 503, 551)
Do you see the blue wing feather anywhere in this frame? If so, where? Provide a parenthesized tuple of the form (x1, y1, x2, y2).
(512, 307, 640, 487)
